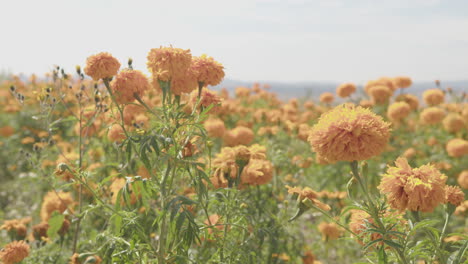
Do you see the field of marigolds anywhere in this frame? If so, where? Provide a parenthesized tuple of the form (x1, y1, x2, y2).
(0, 47, 467, 264)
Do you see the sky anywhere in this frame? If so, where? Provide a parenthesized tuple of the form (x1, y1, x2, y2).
(0, 0, 467, 83)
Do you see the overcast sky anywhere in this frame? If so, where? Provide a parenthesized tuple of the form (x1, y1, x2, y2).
(1, 0, 467, 83)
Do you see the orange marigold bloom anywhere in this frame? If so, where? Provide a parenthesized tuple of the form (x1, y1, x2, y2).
(0, 126, 14, 137)
(319, 92, 334, 104)
(387, 101, 411, 121)
(146, 46, 192, 81)
(396, 94, 419, 111)
(442, 113, 465, 133)
(123, 104, 145, 126)
(84, 52, 121, 81)
(457, 170, 468, 189)
(308, 104, 391, 162)
(445, 185, 465, 206)
(223, 126, 254, 147)
(40, 191, 74, 221)
(110, 70, 150, 104)
(446, 138, 468, 158)
(191, 54, 225, 86)
(420, 107, 445, 125)
(368, 85, 393, 104)
(423, 88, 445, 106)
(378, 157, 447, 212)
(336, 83, 356, 98)
(170, 67, 198, 95)
(108, 124, 126, 142)
(0, 240, 30, 264)
(235, 86, 251, 98)
(359, 99, 374, 108)
(365, 77, 397, 92)
(204, 118, 226, 138)
(285, 185, 331, 211)
(240, 159, 274, 186)
(191, 88, 223, 113)
(393, 76, 412, 89)
(317, 222, 342, 241)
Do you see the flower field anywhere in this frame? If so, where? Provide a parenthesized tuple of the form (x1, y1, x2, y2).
(0, 47, 467, 264)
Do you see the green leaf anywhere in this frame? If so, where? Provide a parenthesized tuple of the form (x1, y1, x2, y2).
(378, 246, 388, 264)
(47, 212, 65, 239)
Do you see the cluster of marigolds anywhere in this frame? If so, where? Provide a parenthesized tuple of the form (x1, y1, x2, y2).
(0, 46, 467, 264)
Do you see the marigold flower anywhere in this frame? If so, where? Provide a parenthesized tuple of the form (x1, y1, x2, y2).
(40, 191, 74, 221)
(442, 113, 465, 133)
(359, 99, 374, 108)
(302, 251, 316, 264)
(240, 159, 274, 185)
(402, 148, 417, 159)
(378, 157, 447, 212)
(123, 104, 145, 126)
(0, 240, 30, 264)
(0, 126, 14, 137)
(393, 76, 412, 89)
(420, 107, 445, 125)
(223, 126, 254, 147)
(110, 70, 150, 104)
(457, 170, 468, 189)
(387, 101, 411, 121)
(204, 118, 226, 138)
(455, 200, 468, 216)
(191, 54, 225, 86)
(190, 88, 223, 113)
(285, 185, 331, 211)
(319, 92, 334, 104)
(317, 222, 342, 241)
(146, 46, 192, 81)
(84, 52, 121, 81)
(336, 83, 356, 98)
(170, 67, 198, 95)
(423, 88, 445, 106)
(396, 94, 419, 110)
(368, 85, 393, 104)
(365, 77, 396, 92)
(446, 138, 468, 157)
(308, 104, 391, 162)
(445, 185, 465, 206)
(108, 124, 126, 142)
